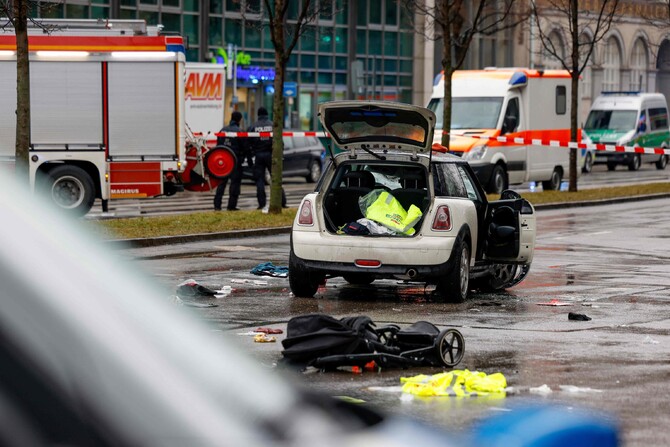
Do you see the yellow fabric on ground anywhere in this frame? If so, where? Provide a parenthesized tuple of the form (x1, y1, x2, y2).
(400, 370, 507, 397)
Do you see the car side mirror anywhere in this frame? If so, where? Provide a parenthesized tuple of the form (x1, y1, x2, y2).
(502, 116, 518, 135)
(500, 189, 520, 200)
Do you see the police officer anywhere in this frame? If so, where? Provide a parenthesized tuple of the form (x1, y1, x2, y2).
(213, 111, 243, 211)
(247, 107, 286, 209)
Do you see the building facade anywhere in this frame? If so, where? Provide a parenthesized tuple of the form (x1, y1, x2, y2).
(36, 0, 434, 130)
(34, 0, 670, 130)
(527, 0, 670, 124)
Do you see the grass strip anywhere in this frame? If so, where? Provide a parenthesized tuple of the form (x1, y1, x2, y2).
(91, 182, 670, 240)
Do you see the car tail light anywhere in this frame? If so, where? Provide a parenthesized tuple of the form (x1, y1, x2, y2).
(298, 199, 313, 225)
(355, 259, 381, 268)
(432, 205, 452, 231)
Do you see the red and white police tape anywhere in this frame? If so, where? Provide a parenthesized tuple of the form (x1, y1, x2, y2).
(198, 131, 670, 156)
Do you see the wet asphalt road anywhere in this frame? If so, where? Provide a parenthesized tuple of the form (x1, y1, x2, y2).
(114, 197, 670, 446)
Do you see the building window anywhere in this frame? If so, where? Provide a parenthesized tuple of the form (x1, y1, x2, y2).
(603, 36, 621, 91)
(542, 30, 565, 69)
(630, 38, 648, 92)
(579, 33, 593, 101)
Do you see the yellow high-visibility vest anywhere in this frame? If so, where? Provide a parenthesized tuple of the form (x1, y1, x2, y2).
(400, 370, 507, 397)
(362, 190, 422, 235)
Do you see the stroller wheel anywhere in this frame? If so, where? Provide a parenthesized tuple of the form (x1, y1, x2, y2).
(436, 329, 465, 367)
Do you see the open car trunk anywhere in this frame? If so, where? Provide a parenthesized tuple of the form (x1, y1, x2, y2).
(322, 161, 430, 236)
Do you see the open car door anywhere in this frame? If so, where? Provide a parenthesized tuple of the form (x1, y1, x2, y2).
(483, 193, 535, 264)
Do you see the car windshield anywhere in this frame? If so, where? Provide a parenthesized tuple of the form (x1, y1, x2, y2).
(584, 110, 637, 131)
(325, 106, 429, 146)
(428, 97, 504, 130)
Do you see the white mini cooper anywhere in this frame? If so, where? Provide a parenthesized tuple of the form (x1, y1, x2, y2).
(289, 101, 536, 302)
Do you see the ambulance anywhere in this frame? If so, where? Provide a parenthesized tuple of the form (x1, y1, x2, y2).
(429, 68, 575, 194)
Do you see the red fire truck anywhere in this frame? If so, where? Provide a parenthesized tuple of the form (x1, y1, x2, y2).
(0, 19, 195, 215)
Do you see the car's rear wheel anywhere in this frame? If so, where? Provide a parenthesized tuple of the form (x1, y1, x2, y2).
(434, 240, 470, 303)
(656, 154, 668, 170)
(628, 154, 641, 171)
(306, 160, 322, 183)
(342, 273, 375, 285)
(542, 168, 562, 191)
(486, 164, 508, 195)
(288, 249, 322, 297)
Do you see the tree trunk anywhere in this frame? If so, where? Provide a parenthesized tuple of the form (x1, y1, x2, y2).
(568, 0, 579, 192)
(14, 0, 31, 183)
(441, 20, 452, 149)
(269, 54, 286, 214)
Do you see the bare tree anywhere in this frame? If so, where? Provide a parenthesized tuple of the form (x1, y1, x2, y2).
(1, 0, 30, 182)
(255, 0, 332, 214)
(531, 0, 619, 192)
(405, 0, 528, 149)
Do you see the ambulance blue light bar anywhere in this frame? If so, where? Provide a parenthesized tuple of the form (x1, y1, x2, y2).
(509, 72, 528, 87)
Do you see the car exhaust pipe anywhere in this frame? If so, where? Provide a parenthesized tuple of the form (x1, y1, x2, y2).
(406, 268, 417, 279)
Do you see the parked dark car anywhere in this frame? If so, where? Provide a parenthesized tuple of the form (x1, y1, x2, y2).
(242, 134, 326, 183)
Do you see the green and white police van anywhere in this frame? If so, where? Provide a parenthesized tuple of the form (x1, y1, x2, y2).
(582, 92, 669, 171)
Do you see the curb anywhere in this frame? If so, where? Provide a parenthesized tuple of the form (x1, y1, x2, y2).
(107, 192, 670, 249)
(105, 226, 292, 249)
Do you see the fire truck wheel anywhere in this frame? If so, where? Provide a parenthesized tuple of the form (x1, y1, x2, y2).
(43, 165, 95, 216)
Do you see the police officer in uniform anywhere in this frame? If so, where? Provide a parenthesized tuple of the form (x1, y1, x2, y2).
(213, 111, 243, 211)
(247, 107, 286, 209)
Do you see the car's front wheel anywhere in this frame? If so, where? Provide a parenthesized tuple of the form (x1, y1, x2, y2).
(434, 239, 470, 303)
(582, 151, 593, 173)
(656, 154, 668, 170)
(474, 263, 531, 291)
(288, 249, 322, 297)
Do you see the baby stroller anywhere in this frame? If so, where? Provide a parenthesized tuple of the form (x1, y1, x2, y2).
(281, 314, 464, 370)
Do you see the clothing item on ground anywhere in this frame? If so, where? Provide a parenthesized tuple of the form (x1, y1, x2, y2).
(250, 262, 289, 278)
(254, 333, 277, 343)
(176, 279, 219, 297)
(400, 370, 507, 397)
(255, 327, 284, 334)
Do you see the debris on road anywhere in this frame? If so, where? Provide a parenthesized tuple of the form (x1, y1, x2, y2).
(529, 384, 553, 395)
(643, 335, 660, 344)
(251, 262, 289, 278)
(254, 333, 277, 343)
(537, 299, 572, 306)
(568, 312, 592, 321)
(255, 327, 283, 334)
(559, 385, 603, 394)
(176, 278, 219, 297)
(400, 370, 507, 397)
